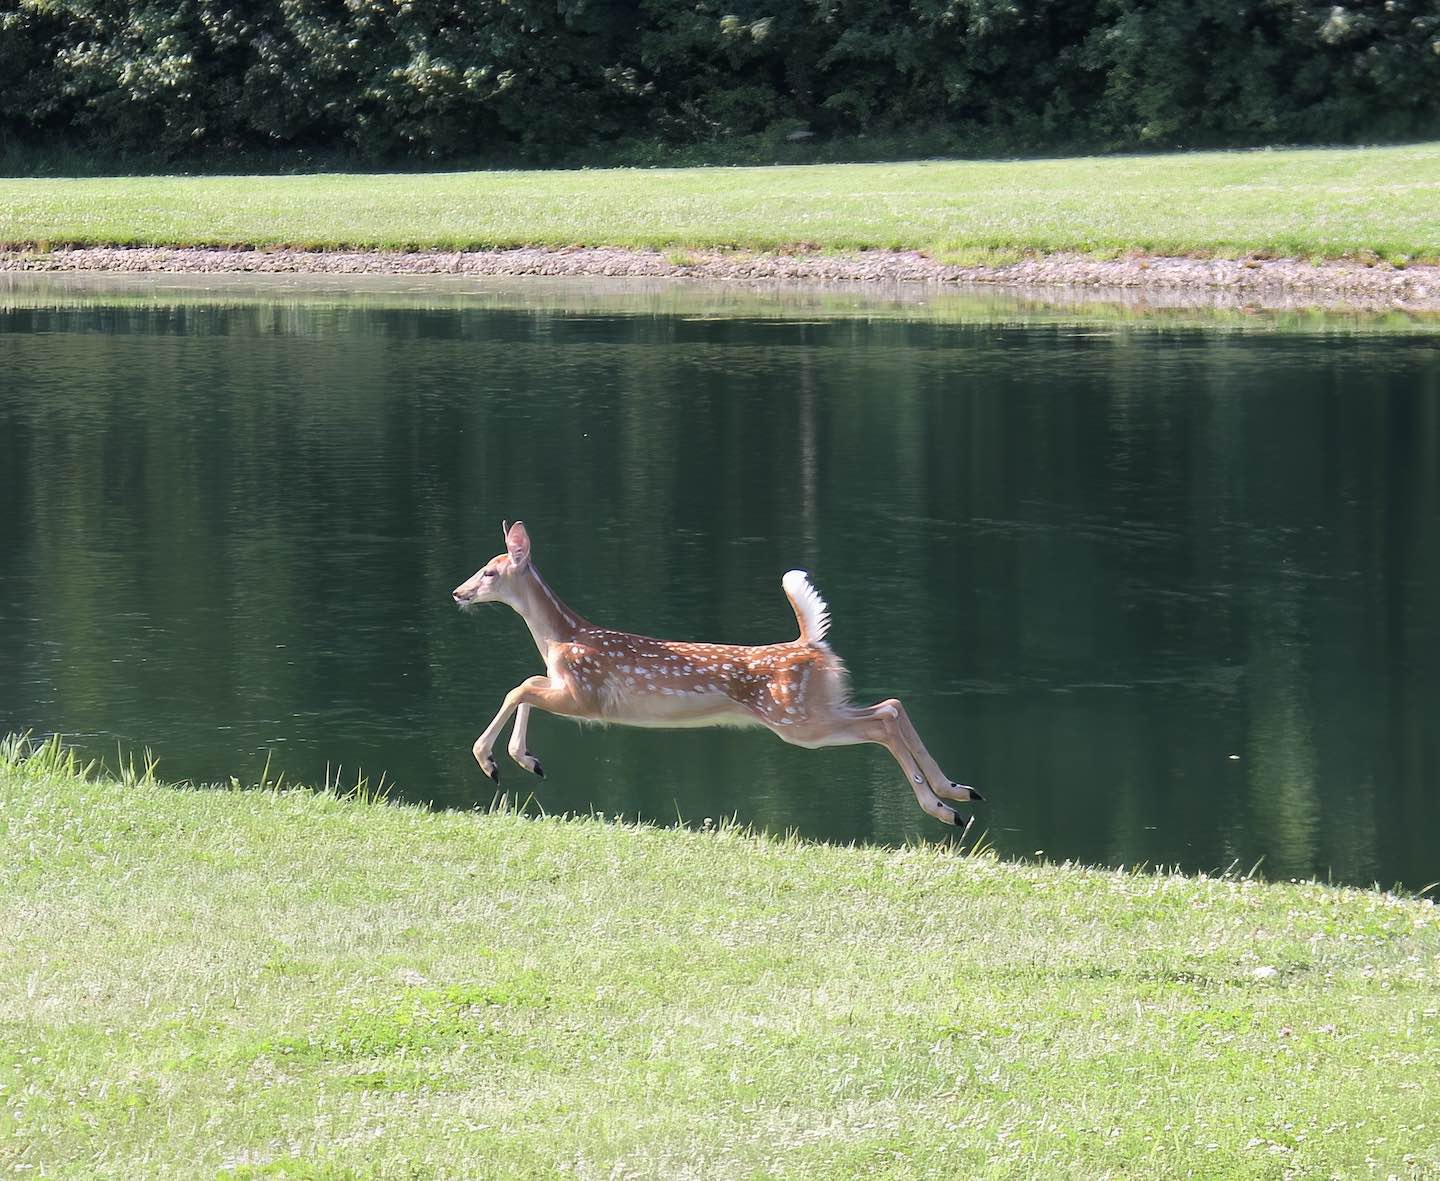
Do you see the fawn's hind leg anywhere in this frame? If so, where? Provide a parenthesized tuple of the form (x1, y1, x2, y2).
(859, 699, 983, 804)
(778, 707, 971, 827)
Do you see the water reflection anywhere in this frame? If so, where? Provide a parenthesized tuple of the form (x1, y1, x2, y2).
(1, 277, 1437, 888)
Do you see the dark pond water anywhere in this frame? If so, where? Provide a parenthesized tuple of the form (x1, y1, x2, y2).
(2, 274, 1438, 888)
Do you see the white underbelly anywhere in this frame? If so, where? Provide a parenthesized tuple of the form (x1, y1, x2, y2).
(598, 687, 760, 730)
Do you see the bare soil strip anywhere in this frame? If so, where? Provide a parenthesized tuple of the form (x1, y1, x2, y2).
(4, 245, 1438, 310)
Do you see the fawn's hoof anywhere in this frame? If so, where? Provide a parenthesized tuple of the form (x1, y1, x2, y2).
(480, 756, 500, 784)
(945, 806, 975, 833)
(532, 760, 545, 779)
(954, 782, 985, 802)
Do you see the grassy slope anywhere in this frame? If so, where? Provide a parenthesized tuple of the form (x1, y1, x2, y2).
(2, 144, 1438, 263)
(1, 739, 1437, 1181)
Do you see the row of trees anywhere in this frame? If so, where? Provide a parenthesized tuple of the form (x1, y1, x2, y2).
(2, 0, 1437, 166)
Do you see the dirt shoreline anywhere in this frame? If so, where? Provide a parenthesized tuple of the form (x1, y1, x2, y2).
(4, 245, 1439, 310)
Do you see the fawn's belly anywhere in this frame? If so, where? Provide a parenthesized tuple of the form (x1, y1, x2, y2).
(594, 684, 762, 729)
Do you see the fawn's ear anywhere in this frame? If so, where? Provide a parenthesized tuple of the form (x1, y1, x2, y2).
(505, 520, 531, 567)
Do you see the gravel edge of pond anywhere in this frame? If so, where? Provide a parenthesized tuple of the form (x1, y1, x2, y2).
(4, 245, 1439, 310)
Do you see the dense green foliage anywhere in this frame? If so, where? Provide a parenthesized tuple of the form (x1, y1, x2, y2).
(2, 0, 1437, 168)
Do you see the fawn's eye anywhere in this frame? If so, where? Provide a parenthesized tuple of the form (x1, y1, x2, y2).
(482, 568, 497, 578)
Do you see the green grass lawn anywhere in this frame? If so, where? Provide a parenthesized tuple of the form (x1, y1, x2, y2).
(2, 143, 1438, 263)
(2, 735, 1438, 1179)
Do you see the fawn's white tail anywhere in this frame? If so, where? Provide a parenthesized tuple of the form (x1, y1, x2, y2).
(782, 570, 831, 645)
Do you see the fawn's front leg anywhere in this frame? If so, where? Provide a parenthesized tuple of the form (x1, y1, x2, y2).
(474, 676, 577, 785)
(506, 704, 545, 778)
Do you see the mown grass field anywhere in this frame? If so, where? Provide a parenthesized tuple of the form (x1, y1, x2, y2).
(2, 143, 1438, 264)
(2, 735, 1438, 1179)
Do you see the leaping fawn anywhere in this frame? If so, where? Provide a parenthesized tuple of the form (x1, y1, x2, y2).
(452, 521, 984, 826)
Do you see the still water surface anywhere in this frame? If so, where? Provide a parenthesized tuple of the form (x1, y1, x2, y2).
(2, 275, 1437, 887)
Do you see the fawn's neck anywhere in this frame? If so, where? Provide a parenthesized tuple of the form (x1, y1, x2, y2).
(511, 565, 586, 656)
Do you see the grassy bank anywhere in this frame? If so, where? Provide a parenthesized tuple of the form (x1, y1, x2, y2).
(2, 143, 1439, 265)
(2, 736, 1437, 1179)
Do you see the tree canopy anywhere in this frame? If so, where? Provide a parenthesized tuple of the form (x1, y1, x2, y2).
(2, 0, 1437, 166)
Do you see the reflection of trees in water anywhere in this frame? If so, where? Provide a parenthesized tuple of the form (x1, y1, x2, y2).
(1242, 569, 1318, 880)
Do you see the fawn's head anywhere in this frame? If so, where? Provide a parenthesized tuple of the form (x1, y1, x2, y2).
(452, 520, 532, 609)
